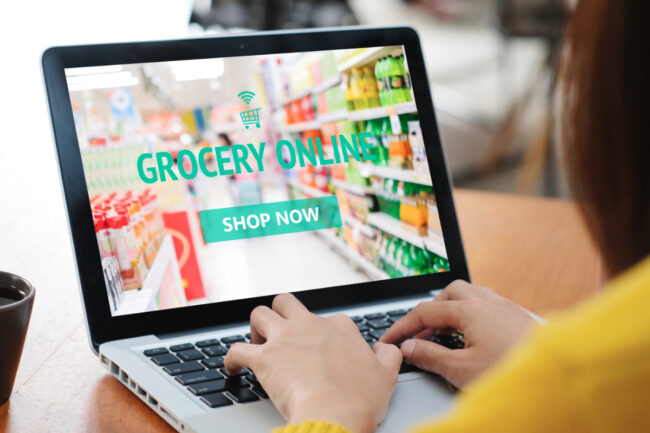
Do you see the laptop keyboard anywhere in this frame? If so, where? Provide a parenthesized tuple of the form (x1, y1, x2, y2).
(142, 308, 464, 409)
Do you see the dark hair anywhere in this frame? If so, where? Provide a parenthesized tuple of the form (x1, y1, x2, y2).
(561, 0, 650, 277)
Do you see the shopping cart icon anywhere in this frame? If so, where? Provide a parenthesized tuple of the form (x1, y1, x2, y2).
(240, 108, 261, 129)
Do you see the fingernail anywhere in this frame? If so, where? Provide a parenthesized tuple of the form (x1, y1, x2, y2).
(401, 339, 416, 357)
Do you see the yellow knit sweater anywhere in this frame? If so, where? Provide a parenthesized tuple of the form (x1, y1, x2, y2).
(274, 255, 650, 433)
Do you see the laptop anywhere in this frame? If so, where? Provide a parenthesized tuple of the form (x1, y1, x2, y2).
(42, 26, 470, 433)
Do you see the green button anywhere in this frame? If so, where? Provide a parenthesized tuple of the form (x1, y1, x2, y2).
(199, 196, 342, 243)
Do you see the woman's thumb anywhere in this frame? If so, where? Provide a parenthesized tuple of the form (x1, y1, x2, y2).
(373, 341, 402, 374)
(401, 339, 458, 377)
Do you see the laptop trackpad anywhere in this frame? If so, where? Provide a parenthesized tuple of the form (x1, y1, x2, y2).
(186, 373, 455, 432)
(378, 373, 456, 433)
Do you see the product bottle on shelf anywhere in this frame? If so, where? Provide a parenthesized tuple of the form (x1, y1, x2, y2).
(371, 119, 389, 165)
(375, 57, 387, 106)
(379, 117, 392, 166)
(108, 214, 131, 273)
(350, 68, 367, 111)
(400, 114, 414, 168)
(94, 214, 113, 259)
(398, 55, 412, 102)
(363, 120, 381, 164)
(391, 238, 403, 276)
(362, 66, 380, 108)
(411, 245, 428, 275)
(408, 120, 428, 173)
(340, 72, 356, 112)
(385, 55, 405, 105)
(400, 242, 417, 276)
(301, 94, 316, 121)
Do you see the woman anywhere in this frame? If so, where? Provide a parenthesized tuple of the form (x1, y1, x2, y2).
(224, 0, 650, 432)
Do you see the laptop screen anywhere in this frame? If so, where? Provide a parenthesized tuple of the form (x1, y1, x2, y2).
(64, 45, 449, 317)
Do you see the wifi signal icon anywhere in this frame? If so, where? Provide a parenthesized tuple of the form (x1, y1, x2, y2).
(238, 91, 255, 104)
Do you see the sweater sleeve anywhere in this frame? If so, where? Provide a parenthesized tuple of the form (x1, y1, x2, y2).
(272, 421, 352, 433)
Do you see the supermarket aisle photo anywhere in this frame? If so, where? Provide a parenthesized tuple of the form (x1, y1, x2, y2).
(68, 45, 449, 316)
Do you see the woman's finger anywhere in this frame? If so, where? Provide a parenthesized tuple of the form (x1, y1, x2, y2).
(249, 305, 283, 344)
(380, 301, 465, 345)
(224, 342, 262, 375)
(435, 279, 499, 302)
(400, 338, 466, 380)
(413, 328, 434, 341)
(272, 293, 309, 318)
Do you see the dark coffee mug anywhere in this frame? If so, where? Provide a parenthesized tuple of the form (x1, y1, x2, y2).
(0, 271, 35, 405)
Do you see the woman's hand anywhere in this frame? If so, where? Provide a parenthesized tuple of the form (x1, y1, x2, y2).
(224, 293, 402, 433)
(381, 280, 537, 388)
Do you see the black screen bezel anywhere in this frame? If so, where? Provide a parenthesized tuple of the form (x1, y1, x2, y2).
(42, 26, 470, 351)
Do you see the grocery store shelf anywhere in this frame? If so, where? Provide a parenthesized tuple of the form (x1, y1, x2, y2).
(347, 101, 417, 122)
(318, 230, 388, 280)
(366, 212, 447, 258)
(357, 163, 432, 186)
(311, 75, 340, 94)
(343, 214, 376, 238)
(287, 179, 329, 198)
(337, 46, 402, 72)
(331, 179, 375, 195)
(283, 119, 321, 133)
(424, 229, 447, 258)
(113, 234, 186, 316)
(317, 110, 347, 123)
(280, 101, 417, 132)
(282, 75, 341, 105)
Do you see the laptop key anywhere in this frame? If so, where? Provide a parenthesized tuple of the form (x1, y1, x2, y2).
(388, 314, 405, 323)
(176, 369, 224, 385)
(163, 361, 204, 376)
(195, 339, 220, 348)
(188, 378, 227, 395)
(356, 323, 369, 333)
(364, 312, 386, 320)
(251, 384, 269, 399)
(386, 309, 408, 316)
(201, 357, 225, 369)
(151, 353, 181, 366)
(350, 316, 363, 323)
(244, 374, 259, 386)
(368, 329, 388, 340)
(399, 359, 419, 374)
(245, 333, 251, 340)
(224, 376, 248, 391)
(170, 343, 194, 352)
(228, 387, 259, 403)
(366, 319, 392, 329)
(220, 335, 245, 344)
(177, 349, 205, 361)
(143, 347, 168, 357)
(200, 392, 233, 408)
(202, 345, 228, 357)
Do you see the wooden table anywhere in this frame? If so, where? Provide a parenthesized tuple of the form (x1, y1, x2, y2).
(0, 189, 602, 433)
